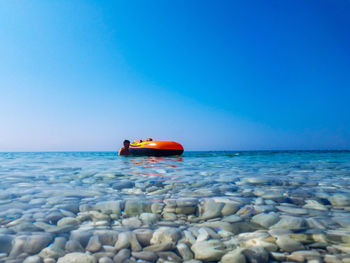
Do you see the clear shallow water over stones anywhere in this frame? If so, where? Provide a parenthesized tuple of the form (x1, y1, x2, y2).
(0, 151, 350, 263)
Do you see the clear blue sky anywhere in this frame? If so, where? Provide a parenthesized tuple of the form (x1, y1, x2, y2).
(1, 0, 349, 151)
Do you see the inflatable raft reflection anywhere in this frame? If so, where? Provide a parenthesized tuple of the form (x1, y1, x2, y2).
(130, 156, 183, 178)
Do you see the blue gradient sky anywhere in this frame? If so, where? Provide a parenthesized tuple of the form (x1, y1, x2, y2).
(1, 1, 349, 151)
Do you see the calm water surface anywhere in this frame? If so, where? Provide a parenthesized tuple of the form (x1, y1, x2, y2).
(0, 151, 350, 262)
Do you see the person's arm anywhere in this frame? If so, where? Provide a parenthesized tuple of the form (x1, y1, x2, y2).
(118, 147, 124, 156)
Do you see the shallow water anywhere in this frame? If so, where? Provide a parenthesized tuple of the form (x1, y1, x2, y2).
(0, 151, 350, 262)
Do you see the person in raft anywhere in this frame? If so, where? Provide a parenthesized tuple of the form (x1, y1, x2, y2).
(118, 140, 130, 156)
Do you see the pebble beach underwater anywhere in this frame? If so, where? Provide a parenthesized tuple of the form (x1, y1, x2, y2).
(0, 151, 350, 263)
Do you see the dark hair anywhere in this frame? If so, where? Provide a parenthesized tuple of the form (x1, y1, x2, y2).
(123, 140, 130, 144)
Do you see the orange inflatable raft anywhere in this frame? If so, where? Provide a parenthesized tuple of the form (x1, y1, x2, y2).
(130, 141, 184, 156)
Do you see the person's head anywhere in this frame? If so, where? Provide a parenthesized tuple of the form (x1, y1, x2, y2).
(146, 138, 153, 141)
(123, 140, 130, 148)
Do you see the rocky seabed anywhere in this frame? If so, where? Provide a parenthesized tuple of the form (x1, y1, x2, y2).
(1, 188, 350, 263)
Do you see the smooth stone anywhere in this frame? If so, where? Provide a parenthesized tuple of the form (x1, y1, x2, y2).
(150, 227, 181, 245)
(38, 237, 66, 259)
(329, 194, 350, 207)
(65, 239, 84, 253)
(94, 230, 119, 246)
(151, 203, 164, 214)
(87, 235, 102, 252)
(200, 199, 224, 220)
(94, 201, 122, 216)
(176, 243, 193, 261)
(183, 230, 196, 245)
(14, 221, 43, 232)
(221, 202, 240, 216)
(93, 251, 114, 260)
(303, 200, 328, 210)
(287, 250, 321, 262)
(124, 200, 151, 216)
(271, 215, 306, 229)
(243, 177, 269, 184)
(133, 229, 153, 247)
(163, 212, 177, 221)
(102, 245, 115, 253)
(175, 206, 196, 214)
(39, 245, 65, 259)
(143, 242, 174, 252)
(324, 254, 342, 263)
(242, 247, 269, 263)
(238, 232, 278, 252)
(251, 212, 280, 228)
(332, 245, 350, 253)
(252, 205, 275, 214)
(89, 211, 109, 221)
(114, 232, 131, 250)
(53, 237, 67, 250)
(9, 236, 26, 257)
(196, 228, 209, 242)
(60, 209, 76, 218)
(157, 251, 182, 262)
(57, 252, 97, 263)
(275, 235, 305, 252)
(196, 221, 238, 234)
(57, 217, 79, 227)
(191, 240, 225, 261)
(164, 199, 178, 208)
(114, 232, 141, 252)
(47, 211, 64, 224)
(203, 227, 221, 239)
(0, 235, 13, 253)
(99, 257, 113, 263)
(112, 180, 135, 190)
(43, 258, 56, 263)
(5, 259, 25, 263)
(276, 205, 308, 215)
(122, 217, 142, 228)
(131, 251, 157, 262)
(34, 222, 76, 233)
(333, 217, 350, 229)
(176, 198, 198, 207)
(236, 205, 256, 218)
(265, 200, 276, 205)
(24, 234, 53, 254)
(307, 218, 326, 229)
(129, 232, 142, 252)
(79, 204, 94, 212)
(140, 213, 158, 225)
(254, 197, 264, 205)
(222, 214, 243, 223)
(70, 230, 92, 247)
(23, 255, 42, 263)
(58, 202, 80, 214)
(254, 189, 284, 200)
(270, 252, 286, 261)
(113, 248, 130, 263)
(221, 248, 246, 263)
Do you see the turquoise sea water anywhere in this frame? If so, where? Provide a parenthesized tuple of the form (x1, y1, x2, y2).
(0, 151, 350, 262)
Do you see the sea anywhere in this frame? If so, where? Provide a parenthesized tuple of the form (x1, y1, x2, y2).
(0, 151, 349, 262)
